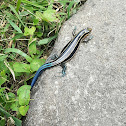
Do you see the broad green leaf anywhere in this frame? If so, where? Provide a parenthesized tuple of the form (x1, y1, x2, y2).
(36, 50, 44, 58)
(0, 106, 22, 126)
(35, 11, 43, 20)
(19, 92, 30, 105)
(17, 85, 31, 96)
(38, 38, 49, 45)
(28, 41, 36, 55)
(9, 62, 23, 77)
(30, 58, 46, 72)
(33, 18, 39, 25)
(36, 25, 42, 30)
(23, 27, 29, 36)
(4, 48, 32, 62)
(0, 119, 6, 126)
(9, 4, 25, 27)
(38, 35, 57, 45)
(17, 85, 31, 106)
(37, 32, 43, 37)
(0, 61, 8, 72)
(28, 26, 36, 36)
(19, 105, 29, 116)
(7, 92, 16, 100)
(0, 54, 8, 61)
(24, 26, 36, 36)
(13, 62, 30, 73)
(42, 9, 58, 22)
(0, 80, 6, 87)
(4, 102, 12, 111)
(0, 87, 6, 95)
(10, 101, 19, 112)
(0, 71, 7, 86)
(0, 70, 6, 77)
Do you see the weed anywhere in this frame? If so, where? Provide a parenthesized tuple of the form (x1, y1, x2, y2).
(0, 0, 85, 125)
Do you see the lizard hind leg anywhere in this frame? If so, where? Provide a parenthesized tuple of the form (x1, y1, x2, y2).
(60, 63, 67, 77)
(55, 63, 67, 77)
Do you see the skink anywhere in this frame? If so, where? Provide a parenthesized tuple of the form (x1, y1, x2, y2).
(31, 27, 92, 88)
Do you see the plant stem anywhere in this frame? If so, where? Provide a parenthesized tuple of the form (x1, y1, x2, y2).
(16, 0, 21, 12)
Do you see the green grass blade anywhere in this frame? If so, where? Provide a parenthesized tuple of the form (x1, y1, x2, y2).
(38, 34, 57, 45)
(7, 18, 22, 33)
(21, 0, 46, 10)
(16, 0, 21, 12)
(0, 106, 22, 126)
(67, 1, 75, 19)
(4, 48, 32, 62)
(11, 33, 23, 40)
(9, 4, 25, 27)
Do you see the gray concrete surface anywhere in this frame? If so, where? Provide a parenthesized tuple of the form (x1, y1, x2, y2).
(24, 0, 126, 125)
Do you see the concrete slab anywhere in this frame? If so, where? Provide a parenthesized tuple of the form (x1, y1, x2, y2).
(24, 0, 126, 125)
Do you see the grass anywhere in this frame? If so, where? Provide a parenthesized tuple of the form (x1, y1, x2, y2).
(0, 0, 86, 125)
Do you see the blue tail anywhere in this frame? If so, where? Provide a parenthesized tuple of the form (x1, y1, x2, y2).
(31, 62, 53, 88)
